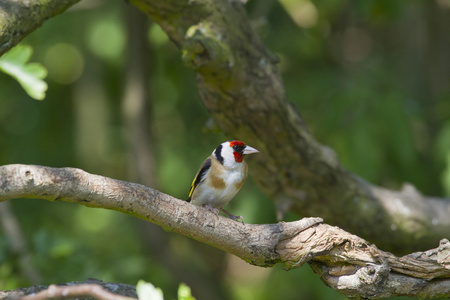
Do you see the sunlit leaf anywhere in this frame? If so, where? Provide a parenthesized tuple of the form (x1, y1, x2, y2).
(178, 283, 196, 300)
(0, 45, 48, 100)
(136, 280, 164, 300)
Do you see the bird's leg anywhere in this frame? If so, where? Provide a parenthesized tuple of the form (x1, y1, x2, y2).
(220, 208, 245, 224)
(202, 204, 219, 216)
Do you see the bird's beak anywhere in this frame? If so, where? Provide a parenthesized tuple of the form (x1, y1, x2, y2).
(243, 145, 259, 155)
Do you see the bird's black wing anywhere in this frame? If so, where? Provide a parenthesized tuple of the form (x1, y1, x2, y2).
(187, 158, 212, 202)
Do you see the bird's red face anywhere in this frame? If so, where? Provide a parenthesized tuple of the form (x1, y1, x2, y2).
(229, 140, 246, 163)
(229, 140, 259, 163)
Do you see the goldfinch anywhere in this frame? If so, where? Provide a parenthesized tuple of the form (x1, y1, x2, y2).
(187, 140, 259, 222)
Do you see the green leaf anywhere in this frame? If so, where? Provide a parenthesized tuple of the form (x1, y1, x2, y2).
(136, 280, 164, 300)
(178, 283, 196, 300)
(0, 45, 48, 100)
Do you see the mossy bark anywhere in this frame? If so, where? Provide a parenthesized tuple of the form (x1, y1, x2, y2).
(0, 0, 79, 55)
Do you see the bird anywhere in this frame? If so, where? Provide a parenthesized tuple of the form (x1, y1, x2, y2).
(187, 140, 259, 223)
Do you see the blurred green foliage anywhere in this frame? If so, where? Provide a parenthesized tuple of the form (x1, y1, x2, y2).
(1, 0, 449, 299)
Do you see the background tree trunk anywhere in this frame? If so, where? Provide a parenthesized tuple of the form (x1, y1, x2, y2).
(129, 0, 450, 253)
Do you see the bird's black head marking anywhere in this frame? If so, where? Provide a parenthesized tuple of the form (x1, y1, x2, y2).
(214, 144, 224, 165)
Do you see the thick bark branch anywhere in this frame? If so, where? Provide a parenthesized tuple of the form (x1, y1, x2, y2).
(129, 0, 450, 253)
(0, 0, 79, 56)
(1, 164, 450, 299)
(0, 164, 321, 267)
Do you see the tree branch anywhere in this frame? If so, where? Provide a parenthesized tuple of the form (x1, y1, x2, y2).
(1, 279, 137, 300)
(0, 0, 79, 56)
(1, 164, 449, 299)
(20, 284, 134, 300)
(0, 202, 41, 284)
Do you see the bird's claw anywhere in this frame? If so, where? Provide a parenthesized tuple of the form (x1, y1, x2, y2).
(202, 206, 244, 223)
(229, 214, 245, 224)
(220, 208, 245, 224)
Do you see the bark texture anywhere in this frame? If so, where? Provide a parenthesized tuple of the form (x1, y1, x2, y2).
(0, 279, 137, 300)
(0, 0, 79, 56)
(1, 164, 450, 299)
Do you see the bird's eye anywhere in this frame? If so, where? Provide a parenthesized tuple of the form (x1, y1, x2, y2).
(232, 145, 245, 152)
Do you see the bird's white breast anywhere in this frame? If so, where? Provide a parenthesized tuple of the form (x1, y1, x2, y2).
(191, 161, 247, 208)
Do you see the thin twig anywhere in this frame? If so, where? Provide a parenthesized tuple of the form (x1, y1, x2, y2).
(20, 284, 136, 300)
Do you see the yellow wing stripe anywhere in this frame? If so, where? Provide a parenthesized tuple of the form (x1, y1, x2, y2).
(187, 158, 212, 201)
(188, 176, 197, 198)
